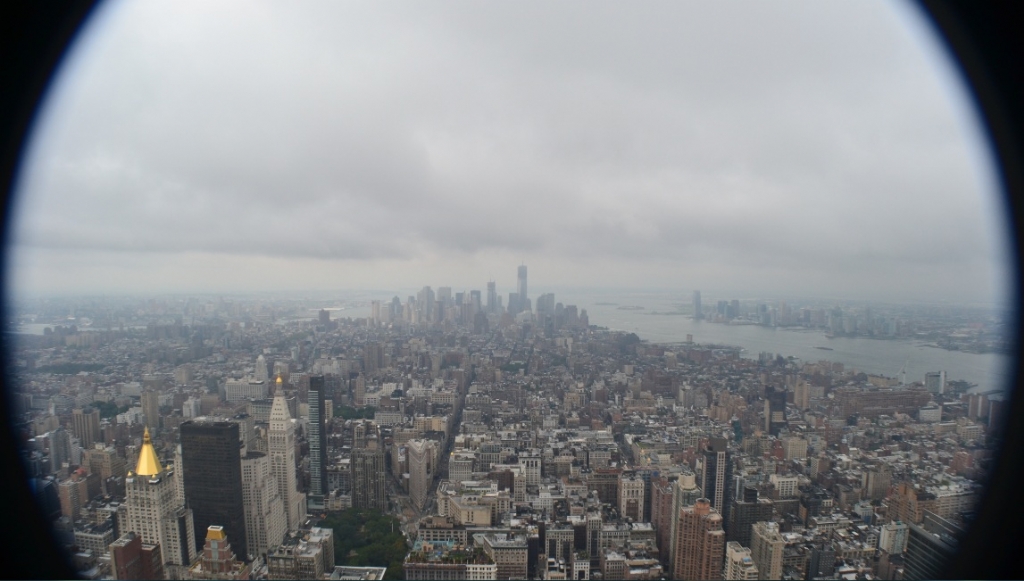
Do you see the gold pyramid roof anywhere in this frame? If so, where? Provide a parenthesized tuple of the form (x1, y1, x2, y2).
(135, 426, 163, 476)
(206, 526, 227, 541)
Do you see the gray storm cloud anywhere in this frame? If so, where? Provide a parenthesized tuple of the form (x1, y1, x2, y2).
(6, 0, 1013, 302)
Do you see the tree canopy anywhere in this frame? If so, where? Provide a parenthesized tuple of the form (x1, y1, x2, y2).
(318, 508, 407, 580)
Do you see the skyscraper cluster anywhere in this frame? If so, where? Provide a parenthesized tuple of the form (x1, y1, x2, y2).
(13, 265, 995, 580)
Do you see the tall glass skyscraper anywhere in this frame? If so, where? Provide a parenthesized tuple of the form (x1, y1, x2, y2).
(180, 419, 247, 560)
(487, 281, 497, 313)
(307, 375, 327, 506)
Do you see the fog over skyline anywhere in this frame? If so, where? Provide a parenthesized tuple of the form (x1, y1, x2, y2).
(5, 1, 1014, 306)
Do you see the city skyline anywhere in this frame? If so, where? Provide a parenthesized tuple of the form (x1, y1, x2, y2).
(10, 273, 1008, 578)
(4, 1, 1014, 306)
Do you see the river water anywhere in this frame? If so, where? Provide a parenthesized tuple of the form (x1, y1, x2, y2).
(560, 290, 1013, 395)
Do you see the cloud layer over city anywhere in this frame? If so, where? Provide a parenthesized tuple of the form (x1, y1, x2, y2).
(7, 1, 1013, 303)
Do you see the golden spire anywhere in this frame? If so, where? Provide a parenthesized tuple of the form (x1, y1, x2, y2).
(276, 374, 283, 384)
(135, 426, 163, 476)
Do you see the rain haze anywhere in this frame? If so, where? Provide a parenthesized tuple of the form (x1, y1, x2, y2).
(5, 0, 1014, 306)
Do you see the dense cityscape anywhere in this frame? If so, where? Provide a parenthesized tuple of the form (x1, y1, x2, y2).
(5, 265, 1008, 580)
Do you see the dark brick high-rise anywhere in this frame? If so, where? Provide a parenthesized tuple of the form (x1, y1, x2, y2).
(180, 419, 247, 561)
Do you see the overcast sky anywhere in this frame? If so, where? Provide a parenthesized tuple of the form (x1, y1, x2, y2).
(5, 1, 1014, 305)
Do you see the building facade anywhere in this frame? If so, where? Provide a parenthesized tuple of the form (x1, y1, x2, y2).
(701, 438, 732, 518)
(308, 375, 328, 505)
(269, 385, 306, 530)
(673, 498, 725, 581)
(408, 439, 437, 511)
(122, 428, 196, 568)
(181, 418, 248, 560)
(241, 451, 287, 560)
(750, 521, 784, 581)
(724, 541, 759, 580)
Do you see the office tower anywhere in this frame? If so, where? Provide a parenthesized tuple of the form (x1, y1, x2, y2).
(487, 281, 498, 313)
(85, 444, 126, 492)
(417, 286, 435, 322)
(73, 407, 101, 450)
(701, 437, 732, 518)
(180, 418, 247, 560)
(255, 354, 269, 382)
(925, 371, 947, 395)
(269, 384, 305, 530)
(389, 296, 402, 321)
(142, 391, 161, 431)
(727, 486, 773, 547)
(693, 290, 703, 320)
(370, 300, 382, 325)
(750, 521, 784, 580)
(435, 287, 452, 321)
(48, 427, 72, 474)
(123, 427, 197, 568)
(904, 511, 963, 580)
(725, 542, 759, 580)
(408, 439, 436, 511)
(470, 289, 482, 314)
(651, 476, 676, 563)
(536, 293, 555, 317)
(764, 385, 788, 436)
(673, 498, 725, 581)
(59, 475, 87, 520)
(794, 380, 810, 411)
(363, 343, 385, 375)
(668, 470, 702, 572)
(110, 532, 164, 581)
(185, 526, 251, 580)
(354, 374, 366, 407)
(517, 265, 528, 304)
(308, 375, 328, 506)
(508, 292, 521, 315)
(240, 452, 286, 559)
(351, 426, 387, 511)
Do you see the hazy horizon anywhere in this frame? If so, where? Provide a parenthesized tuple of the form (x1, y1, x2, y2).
(7, 283, 1010, 313)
